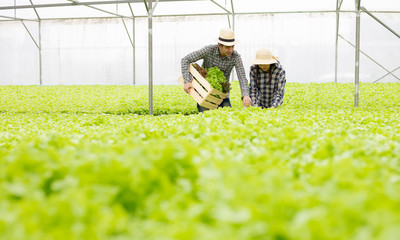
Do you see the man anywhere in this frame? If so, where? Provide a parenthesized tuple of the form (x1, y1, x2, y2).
(249, 48, 286, 109)
(181, 28, 252, 112)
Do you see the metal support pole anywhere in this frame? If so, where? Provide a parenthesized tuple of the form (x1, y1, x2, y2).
(39, 20, 42, 85)
(133, 16, 136, 85)
(335, 0, 341, 83)
(354, 0, 361, 107)
(128, 3, 136, 85)
(339, 34, 400, 82)
(210, 0, 233, 15)
(20, 21, 39, 48)
(361, 7, 400, 39)
(148, 0, 153, 115)
(229, 0, 235, 84)
(373, 66, 400, 83)
(29, 0, 42, 85)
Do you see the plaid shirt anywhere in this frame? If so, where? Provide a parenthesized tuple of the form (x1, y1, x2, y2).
(181, 44, 250, 97)
(249, 63, 286, 108)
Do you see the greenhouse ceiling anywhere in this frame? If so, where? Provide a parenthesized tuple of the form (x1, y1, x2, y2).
(0, 0, 399, 21)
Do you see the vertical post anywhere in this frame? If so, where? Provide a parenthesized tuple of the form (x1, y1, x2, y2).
(148, 0, 153, 115)
(39, 20, 42, 85)
(354, 0, 361, 107)
(128, 3, 136, 85)
(29, 0, 42, 85)
(335, 0, 340, 83)
(133, 16, 136, 85)
(230, 0, 235, 84)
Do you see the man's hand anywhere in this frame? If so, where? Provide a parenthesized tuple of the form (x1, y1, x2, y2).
(184, 82, 193, 94)
(242, 96, 252, 107)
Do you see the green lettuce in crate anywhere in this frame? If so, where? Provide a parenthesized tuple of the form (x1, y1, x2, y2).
(206, 66, 230, 93)
(192, 63, 231, 93)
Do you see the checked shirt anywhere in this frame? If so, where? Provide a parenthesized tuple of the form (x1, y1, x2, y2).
(249, 63, 286, 108)
(181, 44, 250, 97)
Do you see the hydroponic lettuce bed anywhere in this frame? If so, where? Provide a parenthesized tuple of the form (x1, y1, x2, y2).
(0, 83, 399, 240)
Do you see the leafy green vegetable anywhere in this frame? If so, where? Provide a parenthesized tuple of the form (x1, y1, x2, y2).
(192, 64, 230, 93)
(192, 63, 207, 78)
(206, 66, 229, 93)
(0, 83, 399, 239)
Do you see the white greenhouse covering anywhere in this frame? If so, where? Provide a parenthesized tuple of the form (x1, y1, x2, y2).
(0, 1, 399, 96)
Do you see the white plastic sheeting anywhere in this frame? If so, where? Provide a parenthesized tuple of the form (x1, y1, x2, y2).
(1, 0, 399, 19)
(0, 0, 399, 85)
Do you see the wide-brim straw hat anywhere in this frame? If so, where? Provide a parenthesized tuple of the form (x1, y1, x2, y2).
(216, 28, 239, 46)
(251, 48, 278, 65)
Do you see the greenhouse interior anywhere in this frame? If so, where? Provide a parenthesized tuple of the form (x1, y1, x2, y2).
(1, 0, 400, 86)
(0, 1, 399, 239)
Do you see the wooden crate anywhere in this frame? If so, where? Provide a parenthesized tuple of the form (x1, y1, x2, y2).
(178, 64, 227, 110)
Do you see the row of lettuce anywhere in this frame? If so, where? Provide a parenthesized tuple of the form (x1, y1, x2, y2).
(0, 83, 399, 239)
(1, 82, 399, 115)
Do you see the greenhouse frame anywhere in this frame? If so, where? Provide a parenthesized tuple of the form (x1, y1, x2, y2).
(1, 2, 400, 239)
(1, 0, 399, 113)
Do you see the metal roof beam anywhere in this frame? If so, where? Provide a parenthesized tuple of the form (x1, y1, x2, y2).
(0, 1, 137, 10)
(65, 0, 133, 19)
(29, 0, 41, 20)
(0, 15, 37, 21)
(361, 6, 400, 39)
(373, 66, 400, 83)
(339, 34, 400, 82)
(209, 0, 232, 15)
(0, 0, 205, 10)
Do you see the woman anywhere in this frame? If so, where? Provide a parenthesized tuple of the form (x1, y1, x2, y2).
(249, 48, 286, 109)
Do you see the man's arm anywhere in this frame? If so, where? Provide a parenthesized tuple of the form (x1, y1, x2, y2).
(181, 45, 209, 83)
(234, 55, 251, 107)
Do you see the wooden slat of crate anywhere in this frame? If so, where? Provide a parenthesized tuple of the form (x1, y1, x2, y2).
(191, 81, 224, 107)
(189, 64, 212, 91)
(200, 99, 219, 109)
(189, 64, 228, 100)
(203, 94, 223, 104)
(178, 64, 228, 110)
(177, 77, 219, 109)
(177, 76, 200, 101)
(191, 79, 208, 99)
(210, 89, 228, 99)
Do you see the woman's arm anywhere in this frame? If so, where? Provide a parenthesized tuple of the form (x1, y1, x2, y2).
(271, 68, 286, 107)
(249, 65, 260, 107)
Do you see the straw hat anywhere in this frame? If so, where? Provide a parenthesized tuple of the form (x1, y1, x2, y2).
(216, 28, 238, 46)
(251, 48, 278, 65)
